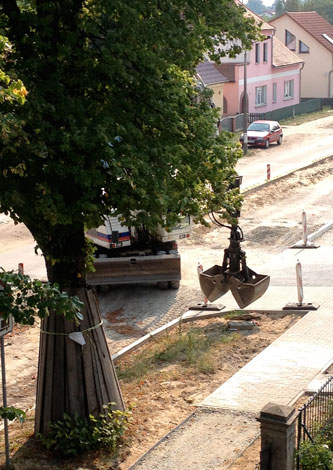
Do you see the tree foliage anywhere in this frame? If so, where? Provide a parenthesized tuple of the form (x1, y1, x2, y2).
(0, 0, 261, 287)
(0, 0, 263, 438)
(274, 0, 302, 15)
(302, 0, 333, 24)
(286, 0, 301, 11)
(247, 0, 266, 15)
(0, 270, 83, 325)
(276, 0, 333, 24)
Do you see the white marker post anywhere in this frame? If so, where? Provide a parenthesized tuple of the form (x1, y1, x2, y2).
(267, 164, 271, 180)
(296, 260, 304, 306)
(197, 262, 208, 306)
(302, 210, 308, 246)
(290, 210, 319, 249)
(283, 260, 319, 311)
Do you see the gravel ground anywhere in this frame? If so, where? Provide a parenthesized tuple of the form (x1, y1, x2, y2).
(130, 409, 259, 470)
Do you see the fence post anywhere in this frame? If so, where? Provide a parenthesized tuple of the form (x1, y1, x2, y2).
(231, 116, 236, 133)
(259, 403, 298, 470)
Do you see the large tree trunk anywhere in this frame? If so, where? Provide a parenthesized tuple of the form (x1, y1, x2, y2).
(35, 286, 124, 435)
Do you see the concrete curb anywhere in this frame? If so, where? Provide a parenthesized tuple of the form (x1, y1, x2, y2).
(111, 309, 305, 363)
(241, 154, 333, 196)
(308, 220, 333, 242)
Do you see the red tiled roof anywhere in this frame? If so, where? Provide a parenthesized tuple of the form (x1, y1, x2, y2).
(272, 36, 304, 67)
(281, 11, 333, 54)
(214, 63, 236, 82)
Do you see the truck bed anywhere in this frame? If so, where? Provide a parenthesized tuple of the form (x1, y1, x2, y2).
(86, 253, 181, 286)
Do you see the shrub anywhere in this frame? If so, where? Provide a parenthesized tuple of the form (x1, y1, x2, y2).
(38, 402, 132, 456)
(298, 439, 333, 469)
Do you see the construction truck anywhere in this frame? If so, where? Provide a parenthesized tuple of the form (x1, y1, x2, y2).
(86, 215, 191, 288)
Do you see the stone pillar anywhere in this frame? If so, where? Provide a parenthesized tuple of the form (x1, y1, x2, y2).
(259, 402, 298, 470)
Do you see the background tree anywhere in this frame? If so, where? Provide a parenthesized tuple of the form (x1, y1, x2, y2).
(0, 0, 260, 435)
(275, 0, 286, 15)
(285, 0, 300, 11)
(247, 0, 265, 15)
(302, 0, 333, 24)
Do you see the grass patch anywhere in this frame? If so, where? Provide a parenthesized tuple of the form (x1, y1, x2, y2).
(281, 107, 333, 126)
(223, 310, 246, 320)
(116, 322, 239, 381)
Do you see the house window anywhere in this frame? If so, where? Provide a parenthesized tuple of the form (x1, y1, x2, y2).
(256, 85, 267, 106)
(255, 43, 260, 63)
(299, 40, 309, 53)
(272, 83, 277, 102)
(263, 43, 268, 62)
(285, 30, 296, 51)
(284, 80, 294, 99)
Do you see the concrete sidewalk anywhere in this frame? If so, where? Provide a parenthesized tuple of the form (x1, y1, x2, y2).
(199, 228, 333, 412)
(130, 227, 333, 469)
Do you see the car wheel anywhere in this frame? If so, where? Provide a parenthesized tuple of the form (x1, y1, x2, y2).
(277, 136, 282, 145)
(265, 139, 269, 149)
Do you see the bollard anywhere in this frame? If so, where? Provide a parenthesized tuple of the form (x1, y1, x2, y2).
(197, 262, 208, 306)
(290, 211, 319, 249)
(301, 211, 307, 246)
(283, 260, 319, 311)
(296, 260, 303, 306)
(18, 263, 24, 275)
(267, 164, 271, 180)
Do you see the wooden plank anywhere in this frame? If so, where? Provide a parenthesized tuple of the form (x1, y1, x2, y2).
(86, 290, 109, 409)
(36, 311, 56, 433)
(64, 289, 86, 416)
(87, 289, 124, 408)
(81, 293, 99, 414)
(51, 314, 66, 421)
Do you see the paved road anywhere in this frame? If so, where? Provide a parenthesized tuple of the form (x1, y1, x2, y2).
(236, 115, 333, 189)
(1, 114, 333, 280)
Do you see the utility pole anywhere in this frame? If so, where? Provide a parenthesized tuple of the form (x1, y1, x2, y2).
(243, 49, 248, 155)
(241, 0, 248, 156)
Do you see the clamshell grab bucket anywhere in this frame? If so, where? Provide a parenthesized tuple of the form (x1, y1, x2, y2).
(229, 270, 270, 308)
(199, 265, 270, 307)
(199, 265, 230, 302)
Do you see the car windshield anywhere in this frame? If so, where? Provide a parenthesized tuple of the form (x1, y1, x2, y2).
(248, 122, 270, 132)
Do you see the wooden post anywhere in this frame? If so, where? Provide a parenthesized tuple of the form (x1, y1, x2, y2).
(35, 287, 124, 434)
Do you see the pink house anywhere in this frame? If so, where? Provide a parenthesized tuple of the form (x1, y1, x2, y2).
(215, 7, 304, 116)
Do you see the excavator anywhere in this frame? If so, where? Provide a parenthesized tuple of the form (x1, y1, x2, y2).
(198, 177, 270, 308)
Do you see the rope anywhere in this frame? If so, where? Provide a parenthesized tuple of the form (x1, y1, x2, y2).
(40, 320, 103, 336)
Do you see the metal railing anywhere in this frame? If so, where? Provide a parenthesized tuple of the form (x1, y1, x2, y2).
(296, 375, 333, 469)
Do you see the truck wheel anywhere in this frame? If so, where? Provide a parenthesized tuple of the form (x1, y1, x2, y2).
(169, 280, 180, 289)
(157, 281, 169, 289)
